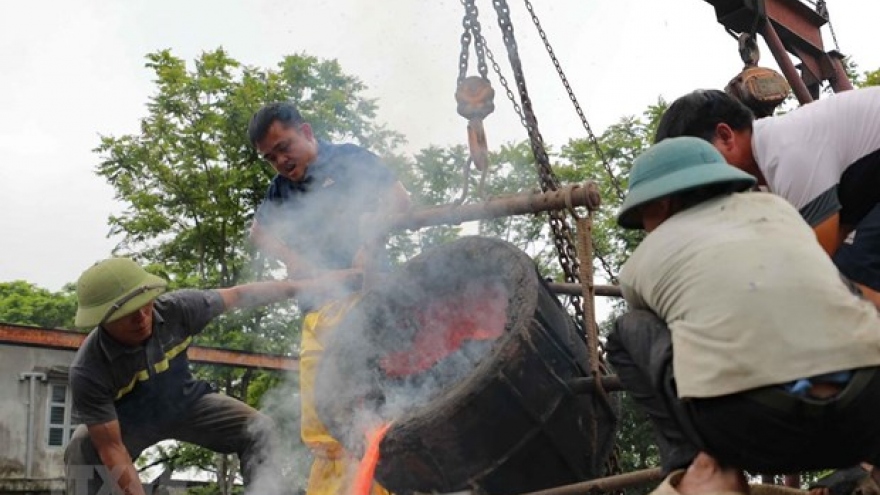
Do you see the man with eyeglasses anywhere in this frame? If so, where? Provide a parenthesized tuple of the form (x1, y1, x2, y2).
(655, 87, 880, 308)
(247, 102, 410, 495)
(65, 257, 359, 495)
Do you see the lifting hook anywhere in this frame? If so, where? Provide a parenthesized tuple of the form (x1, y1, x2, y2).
(455, 76, 495, 172)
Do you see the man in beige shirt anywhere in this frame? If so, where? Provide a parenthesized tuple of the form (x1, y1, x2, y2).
(609, 137, 880, 495)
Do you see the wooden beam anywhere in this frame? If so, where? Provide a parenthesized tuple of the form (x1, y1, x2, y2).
(0, 323, 298, 371)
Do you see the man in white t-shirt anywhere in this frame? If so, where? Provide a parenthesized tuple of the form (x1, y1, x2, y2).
(654, 87, 880, 308)
(611, 137, 880, 495)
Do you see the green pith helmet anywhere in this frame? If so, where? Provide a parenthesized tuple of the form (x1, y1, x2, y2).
(617, 136, 757, 229)
(74, 258, 167, 328)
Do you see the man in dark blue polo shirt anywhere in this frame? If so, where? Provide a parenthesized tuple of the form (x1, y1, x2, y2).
(65, 257, 357, 495)
(247, 102, 411, 495)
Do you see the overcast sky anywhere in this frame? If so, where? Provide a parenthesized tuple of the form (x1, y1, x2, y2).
(2, 0, 878, 291)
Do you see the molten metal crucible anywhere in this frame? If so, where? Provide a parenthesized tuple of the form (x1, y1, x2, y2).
(314, 237, 618, 495)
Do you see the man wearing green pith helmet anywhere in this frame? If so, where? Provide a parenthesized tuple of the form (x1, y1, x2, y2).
(608, 137, 880, 495)
(64, 257, 360, 495)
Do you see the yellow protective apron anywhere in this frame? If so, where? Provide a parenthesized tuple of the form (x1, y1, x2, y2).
(300, 297, 392, 495)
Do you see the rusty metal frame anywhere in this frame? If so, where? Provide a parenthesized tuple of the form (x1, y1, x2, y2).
(703, 0, 853, 104)
(0, 323, 298, 371)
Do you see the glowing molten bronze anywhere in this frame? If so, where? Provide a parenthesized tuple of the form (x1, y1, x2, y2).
(353, 423, 392, 495)
(380, 282, 507, 377)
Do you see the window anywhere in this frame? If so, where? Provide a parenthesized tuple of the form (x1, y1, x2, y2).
(46, 383, 77, 448)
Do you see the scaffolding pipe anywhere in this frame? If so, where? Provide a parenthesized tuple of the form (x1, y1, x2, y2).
(519, 467, 664, 495)
(20, 371, 47, 479)
(362, 182, 601, 234)
(547, 282, 622, 298)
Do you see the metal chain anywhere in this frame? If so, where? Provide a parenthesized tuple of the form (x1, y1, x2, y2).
(482, 38, 527, 125)
(522, 0, 624, 199)
(457, 10, 473, 85)
(490, 0, 587, 333)
(458, 0, 489, 86)
(515, 0, 623, 478)
(815, 0, 841, 51)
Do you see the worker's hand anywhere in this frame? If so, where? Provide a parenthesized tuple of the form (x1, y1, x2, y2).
(677, 452, 748, 495)
(855, 282, 880, 311)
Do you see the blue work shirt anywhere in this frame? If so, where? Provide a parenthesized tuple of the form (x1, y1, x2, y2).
(254, 140, 397, 272)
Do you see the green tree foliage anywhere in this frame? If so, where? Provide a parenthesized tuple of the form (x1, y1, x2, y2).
(0, 281, 77, 329)
(859, 68, 880, 88)
(396, 145, 467, 252)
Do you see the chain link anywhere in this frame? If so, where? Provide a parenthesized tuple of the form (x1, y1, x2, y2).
(493, 0, 622, 477)
(815, 0, 841, 51)
(489, 0, 588, 335)
(458, 0, 489, 86)
(483, 40, 527, 125)
(522, 0, 624, 199)
(457, 14, 473, 85)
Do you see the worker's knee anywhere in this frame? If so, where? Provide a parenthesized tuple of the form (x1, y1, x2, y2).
(608, 310, 666, 350)
(64, 425, 98, 467)
(248, 412, 275, 445)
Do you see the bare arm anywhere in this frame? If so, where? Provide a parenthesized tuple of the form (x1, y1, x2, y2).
(216, 270, 363, 311)
(249, 221, 313, 278)
(88, 421, 146, 495)
(813, 214, 880, 308)
(814, 213, 845, 256)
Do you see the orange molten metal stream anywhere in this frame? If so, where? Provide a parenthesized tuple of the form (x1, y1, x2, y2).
(353, 423, 392, 495)
(380, 285, 508, 377)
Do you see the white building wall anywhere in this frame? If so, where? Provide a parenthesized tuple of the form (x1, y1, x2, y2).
(0, 344, 77, 482)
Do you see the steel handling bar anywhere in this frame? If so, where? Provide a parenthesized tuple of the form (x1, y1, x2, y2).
(363, 182, 601, 235)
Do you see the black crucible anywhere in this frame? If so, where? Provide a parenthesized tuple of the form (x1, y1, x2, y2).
(315, 236, 617, 495)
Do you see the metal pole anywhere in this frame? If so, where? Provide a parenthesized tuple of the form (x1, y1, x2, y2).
(362, 182, 601, 235)
(518, 468, 664, 495)
(20, 372, 47, 479)
(826, 50, 854, 93)
(547, 282, 621, 298)
(761, 19, 814, 105)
